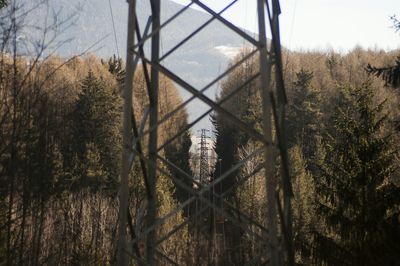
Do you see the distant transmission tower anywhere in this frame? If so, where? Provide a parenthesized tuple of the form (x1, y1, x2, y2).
(118, 0, 294, 265)
(198, 129, 210, 184)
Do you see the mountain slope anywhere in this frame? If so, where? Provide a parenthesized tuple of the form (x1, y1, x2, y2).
(28, 0, 256, 130)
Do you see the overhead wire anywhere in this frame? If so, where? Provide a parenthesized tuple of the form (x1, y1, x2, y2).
(288, 0, 298, 51)
(108, 0, 120, 58)
(243, 0, 247, 46)
(284, 0, 298, 81)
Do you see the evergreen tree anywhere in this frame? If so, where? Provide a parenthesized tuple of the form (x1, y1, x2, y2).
(212, 113, 238, 196)
(71, 71, 121, 189)
(101, 55, 125, 86)
(164, 130, 193, 205)
(366, 57, 400, 88)
(366, 15, 400, 88)
(211, 53, 260, 197)
(289, 144, 316, 265)
(286, 68, 321, 160)
(83, 142, 108, 189)
(314, 84, 400, 265)
(210, 53, 263, 263)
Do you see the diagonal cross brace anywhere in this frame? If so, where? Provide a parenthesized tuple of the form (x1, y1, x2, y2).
(137, 55, 269, 145)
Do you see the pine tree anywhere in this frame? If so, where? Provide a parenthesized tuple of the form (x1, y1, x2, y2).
(314, 84, 400, 265)
(286, 68, 321, 160)
(71, 71, 121, 189)
(366, 15, 400, 88)
(164, 130, 193, 205)
(366, 57, 400, 88)
(289, 144, 316, 265)
(211, 53, 260, 197)
(101, 55, 125, 86)
(83, 142, 107, 189)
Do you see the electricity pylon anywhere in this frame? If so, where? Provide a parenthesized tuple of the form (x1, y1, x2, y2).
(198, 129, 210, 184)
(118, 0, 293, 265)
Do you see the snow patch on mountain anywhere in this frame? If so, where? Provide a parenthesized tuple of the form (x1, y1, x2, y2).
(214, 45, 242, 59)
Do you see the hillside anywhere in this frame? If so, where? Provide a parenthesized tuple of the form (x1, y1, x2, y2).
(27, 0, 256, 130)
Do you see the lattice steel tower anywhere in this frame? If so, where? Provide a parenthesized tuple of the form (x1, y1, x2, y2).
(198, 129, 210, 184)
(117, 0, 293, 265)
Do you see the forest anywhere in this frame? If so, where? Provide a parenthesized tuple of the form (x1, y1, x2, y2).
(1, 0, 400, 265)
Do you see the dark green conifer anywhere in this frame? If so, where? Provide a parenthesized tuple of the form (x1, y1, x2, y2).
(71, 71, 121, 189)
(101, 55, 125, 86)
(314, 84, 400, 265)
(286, 68, 322, 160)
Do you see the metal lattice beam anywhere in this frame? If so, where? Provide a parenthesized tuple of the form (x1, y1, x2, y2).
(118, 0, 294, 265)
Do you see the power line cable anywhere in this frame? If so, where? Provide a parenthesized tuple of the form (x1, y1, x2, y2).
(288, 0, 298, 50)
(284, 0, 298, 80)
(108, 0, 120, 58)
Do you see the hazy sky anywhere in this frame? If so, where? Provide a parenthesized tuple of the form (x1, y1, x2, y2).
(170, 0, 400, 52)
